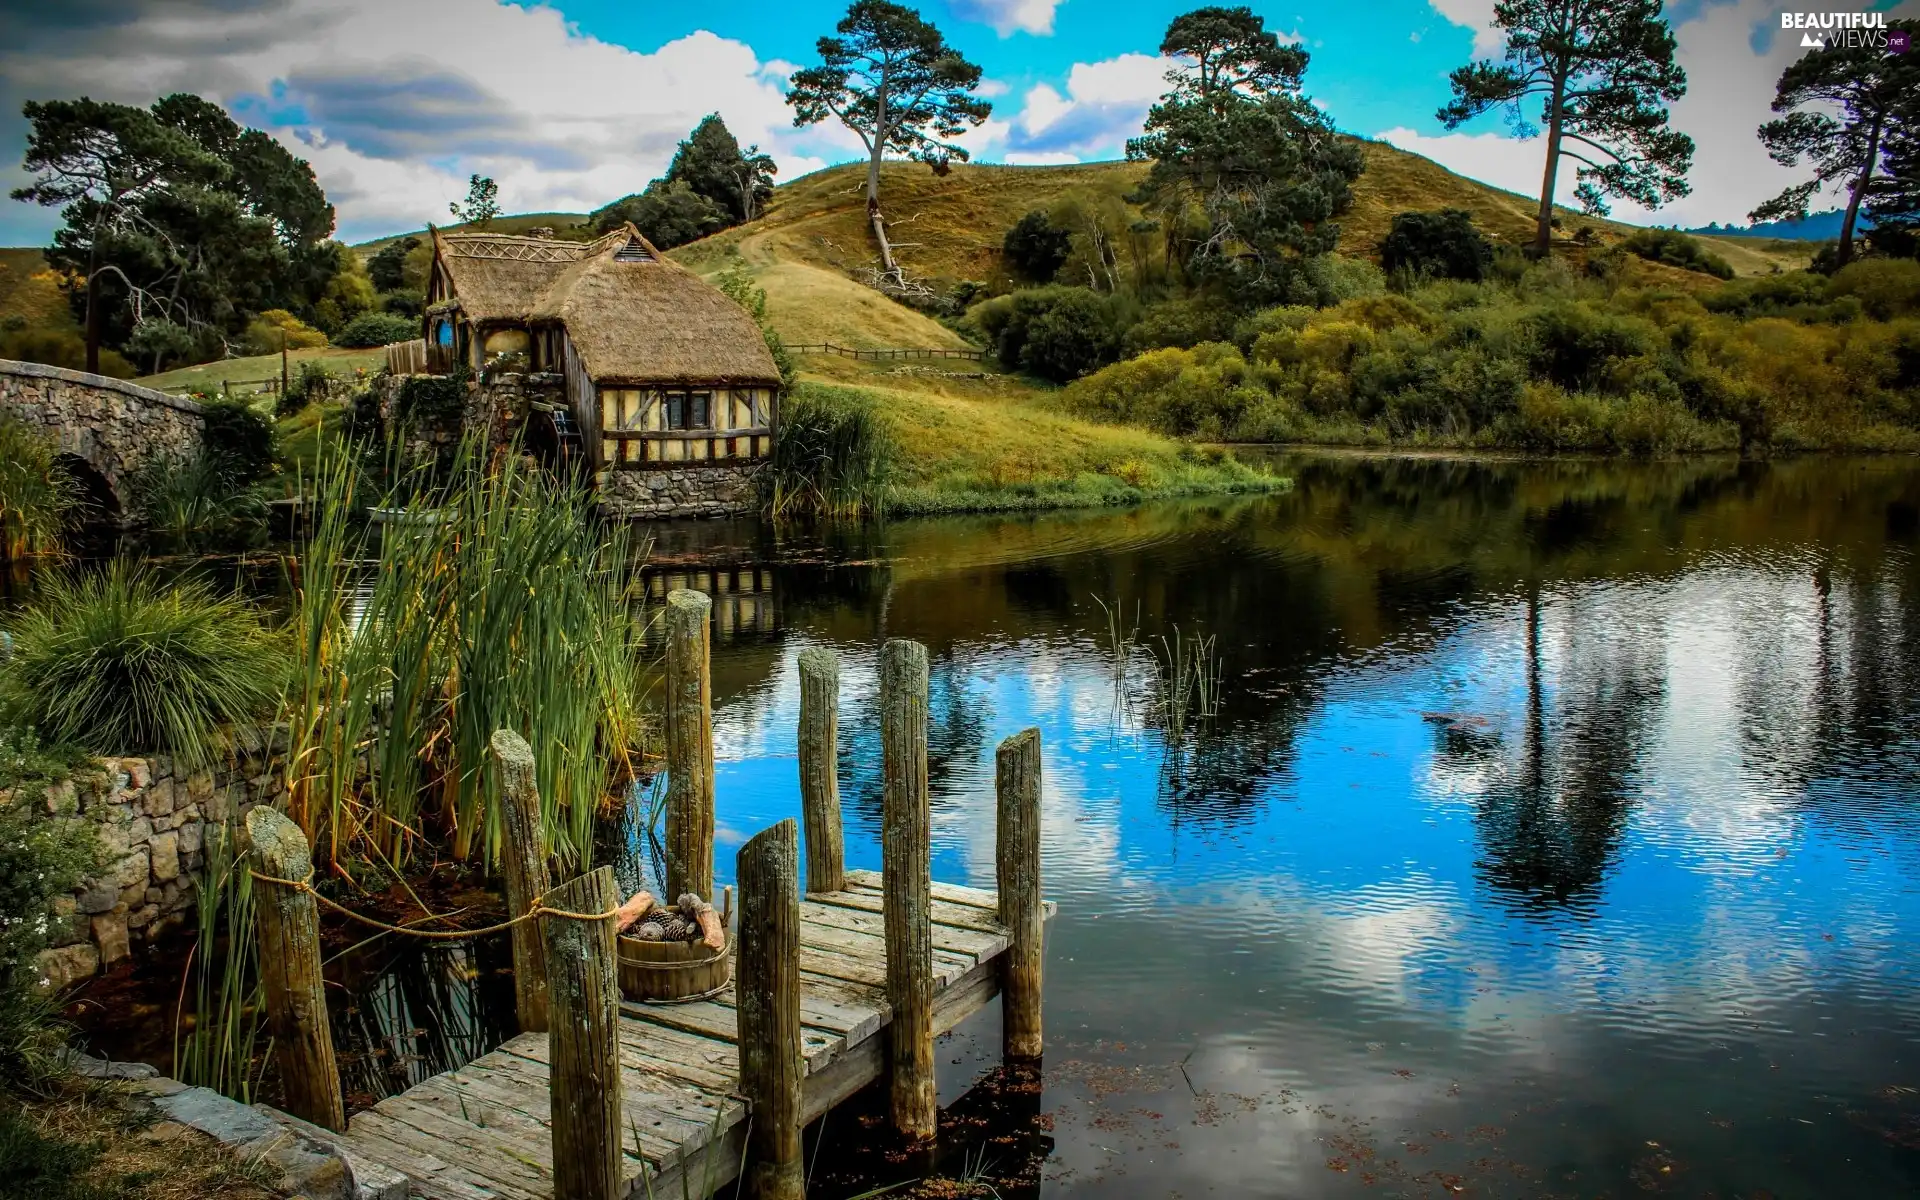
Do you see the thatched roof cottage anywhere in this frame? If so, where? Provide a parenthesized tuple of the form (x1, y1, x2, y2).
(422, 224, 781, 514)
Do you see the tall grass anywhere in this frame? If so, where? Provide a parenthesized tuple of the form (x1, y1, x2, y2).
(173, 823, 263, 1102)
(0, 418, 78, 560)
(283, 439, 646, 870)
(1, 562, 288, 769)
(131, 450, 268, 546)
(766, 385, 894, 519)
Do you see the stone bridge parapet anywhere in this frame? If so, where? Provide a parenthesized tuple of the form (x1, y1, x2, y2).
(0, 358, 204, 513)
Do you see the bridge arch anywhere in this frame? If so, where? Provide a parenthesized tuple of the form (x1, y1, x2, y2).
(0, 358, 205, 515)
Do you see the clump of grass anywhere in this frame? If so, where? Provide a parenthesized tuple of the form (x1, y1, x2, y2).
(767, 384, 894, 519)
(130, 452, 268, 546)
(1150, 626, 1222, 741)
(0, 419, 79, 560)
(1, 563, 288, 769)
(172, 824, 262, 1103)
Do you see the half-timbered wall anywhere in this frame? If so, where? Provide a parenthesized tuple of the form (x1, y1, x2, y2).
(597, 384, 775, 468)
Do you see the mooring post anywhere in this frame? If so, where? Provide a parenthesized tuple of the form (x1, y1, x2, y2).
(797, 647, 844, 894)
(880, 638, 936, 1139)
(996, 728, 1045, 1060)
(244, 806, 344, 1133)
(490, 729, 552, 1033)
(736, 819, 804, 1200)
(665, 588, 715, 903)
(542, 865, 622, 1200)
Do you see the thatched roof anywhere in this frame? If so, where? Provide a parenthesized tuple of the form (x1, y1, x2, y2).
(433, 224, 781, 387)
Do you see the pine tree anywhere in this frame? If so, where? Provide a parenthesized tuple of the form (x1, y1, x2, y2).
(1438, 0, 1693, 257)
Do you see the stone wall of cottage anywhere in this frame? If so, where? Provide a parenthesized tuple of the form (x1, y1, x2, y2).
(22, 730, 288, 991)
(0, 357, 205, 513)
(598, 463, 761, 519)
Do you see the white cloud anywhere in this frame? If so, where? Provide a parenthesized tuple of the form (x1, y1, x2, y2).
(1382, 0, 1899, 227)
(1427, 0, 1504, 56)
(1005, 52, 1170, 159)
(0, 0, 831, 243)
(950, 0, 1066, 37)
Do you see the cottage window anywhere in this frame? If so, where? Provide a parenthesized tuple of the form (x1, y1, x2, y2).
(664, 391, 712, 430)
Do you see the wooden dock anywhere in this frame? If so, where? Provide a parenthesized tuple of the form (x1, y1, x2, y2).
(333, 870, 1054, 1199)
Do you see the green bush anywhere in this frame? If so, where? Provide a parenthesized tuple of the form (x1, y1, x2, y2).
(1122, 298, 1240, 355)
(277, 360, 337, 417)
(333, 311, 419, 349)
(1380, 209, 1494, 282)
(131, 452, 269, 546)
(1618, 228, 1734, 280)
(0, 779, 98, 1036)
(198, 399, 276, 488)
(1002, 211, 1072, 283)
(379, 288, 425, 317)
(1826, 258, 1920, 320)
(1702, 272, 1832, 320)
(972, 286, 1131, 381)
(0, 420, 78, 561)
(1, 564, 287, 768)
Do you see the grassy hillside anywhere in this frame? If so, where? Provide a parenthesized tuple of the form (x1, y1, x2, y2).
(140, 346, 387, 392)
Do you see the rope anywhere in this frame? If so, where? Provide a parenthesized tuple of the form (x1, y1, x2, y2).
(249, 868, 620, 940)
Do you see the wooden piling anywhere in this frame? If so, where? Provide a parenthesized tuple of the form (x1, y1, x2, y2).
(665, 588, 715, 903)
(244, 806, 344, 1133)
(736, 819, 804, 1200)
(797, 647, 844, 894)
(490, 729, 552, 1033)
(541, 866, 622, 1200)
(880, 638, 936, 1139)
(995, 728, 1045, 1060)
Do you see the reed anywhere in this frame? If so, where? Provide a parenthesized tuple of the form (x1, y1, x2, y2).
(131, 450, 269, 546)
(281, 438, 646, 870)
(0, 418, 78, 560)
(1149, 625, 1222, 741)
(766, 385, 894, 519)
(173, 823, 264, 1102)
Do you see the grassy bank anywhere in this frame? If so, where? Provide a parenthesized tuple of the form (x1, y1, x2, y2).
(138, 347, 386, 394)
(781, 359, 1282, 515)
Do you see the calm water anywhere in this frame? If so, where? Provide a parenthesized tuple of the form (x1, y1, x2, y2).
(672, 453, 1920, 1198)
(70, 452, 1920, 1196)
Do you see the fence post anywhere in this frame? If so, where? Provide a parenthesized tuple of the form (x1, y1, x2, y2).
(880, 638, 935, 1139)
(996, 728, 1044, 1060)
(244, 806, 344, 1132)
(797, 648, 844, 894)
(490, 729, 552, 1033)
(665, 588, 714, 902)
(542, 866, 622, 1200)
(736, 819, 803, 1200)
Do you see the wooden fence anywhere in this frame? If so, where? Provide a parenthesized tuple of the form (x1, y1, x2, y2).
(385, 338, 429, 375)
(788, 342, 984, 362)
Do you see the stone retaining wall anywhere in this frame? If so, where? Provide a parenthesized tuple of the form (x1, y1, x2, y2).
(598, 462, 761, 519)
(17, 731, 288, 990)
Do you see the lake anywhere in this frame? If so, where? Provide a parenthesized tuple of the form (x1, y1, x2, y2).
(68, 451, 1920, 1197)
(671, 452, 1920, 1198)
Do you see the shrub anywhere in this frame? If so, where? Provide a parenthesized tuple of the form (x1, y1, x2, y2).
(1123, 298, 1240, 355)
(1618, 228, 1734, 280)
(278, 360, 335, 416)
(766, 384, 895, 518)
(132, 452, 269, 545)
(1524, 302, 1657, 392)
(379, 288, 425, 317)
(198, 398, 276, 487)
(1002, 211, 1073, 283)
(972, 286, 1130, 381)
(1, 564, 287, 767)
(1702, 271, 1831, 320)
(333, 311, 419, 349)
(1826, 258, 1920, 320)
(0, 420, 78, 560)
(1380, 209, 1493, 282)
(242, 309, 326, 355)
(0, 755, 98, 1074)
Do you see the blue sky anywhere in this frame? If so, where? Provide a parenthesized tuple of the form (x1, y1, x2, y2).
(0, 0, 1911, 245)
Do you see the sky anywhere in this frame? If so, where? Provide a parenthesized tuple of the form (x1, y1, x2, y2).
(0, 0, 1914, 246)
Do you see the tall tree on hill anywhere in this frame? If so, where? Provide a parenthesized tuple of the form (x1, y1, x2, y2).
(1750, 20, 1920, 267)
(1126, 6, 1364, 305)
(1437, 0, 1693, 257)
(14, 94, 336, 371)
(787, 0, 991, 276)
(663, 114, 778, 223)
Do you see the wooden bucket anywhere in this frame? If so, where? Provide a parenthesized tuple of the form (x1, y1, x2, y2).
(617, 929, 731, 1003)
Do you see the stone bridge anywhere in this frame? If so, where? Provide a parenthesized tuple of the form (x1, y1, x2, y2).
(0, 358, 205, 515)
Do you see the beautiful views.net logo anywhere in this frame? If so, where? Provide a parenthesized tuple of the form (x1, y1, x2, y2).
(1780, 11, 1907, 51)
